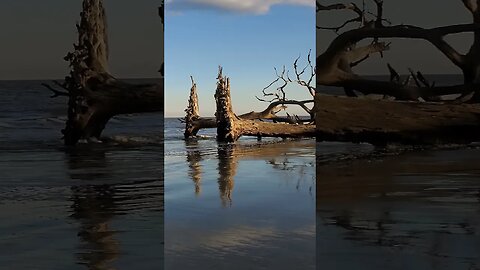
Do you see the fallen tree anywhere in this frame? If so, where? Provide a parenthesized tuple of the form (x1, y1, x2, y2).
(315, 94, 480, 145)
(315, 0, 480, 145)
(44, 0, 164, 145)
(316, 0, 480, 102)
(182, 66, 316, 142)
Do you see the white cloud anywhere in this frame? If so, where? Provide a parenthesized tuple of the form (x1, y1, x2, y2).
(167, 0, 314, 15)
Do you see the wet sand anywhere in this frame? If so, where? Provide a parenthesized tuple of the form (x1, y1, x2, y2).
(316, 144, 480, 270)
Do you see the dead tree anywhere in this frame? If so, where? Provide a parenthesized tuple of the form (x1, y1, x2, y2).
(214, 67, 316, 142)
(183, 76, 216, 138)
(44, 0, 164, 145)
(182, 66, 316, 142)
(315, 94, 480, 145)
(182, 54, 316, 141)
(316, 0, 480, 102)
(314, 1, 480, 145)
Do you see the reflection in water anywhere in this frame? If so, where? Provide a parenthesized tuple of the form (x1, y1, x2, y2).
(185, 139, 313, 207)
(64, 145, 163, 270)
(166, 138, 315, 270)
(186, 140, 202, 196)
(0, 84, 163, 269)
(268, 157, 295, 171)
(317, 146, 480, 270)
(217, 143, 236, 207)
(185, 140, 238, 207)
(71, 184, 120, 270)
(66, 147, 120, 270)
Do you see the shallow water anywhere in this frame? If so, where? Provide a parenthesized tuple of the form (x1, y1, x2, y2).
(0, 80, 163, 269)
(316, 143, 480, 270)
(164, 118, 316, 269)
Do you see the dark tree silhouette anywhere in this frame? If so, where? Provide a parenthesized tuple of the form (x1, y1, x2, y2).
(314, 0, 480, 145)
(316, 0, 480, 102)
(44, 0, 164, 145)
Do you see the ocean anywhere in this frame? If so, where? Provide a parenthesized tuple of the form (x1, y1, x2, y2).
(0, 79, 163, 269)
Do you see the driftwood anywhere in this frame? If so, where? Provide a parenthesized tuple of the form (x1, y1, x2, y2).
(182, 67, 316, 141)
(44, 0, 163, 145)
(315, 94, 480, 145)
(316, 0, 480, 102)
(312, 1, 480, 146)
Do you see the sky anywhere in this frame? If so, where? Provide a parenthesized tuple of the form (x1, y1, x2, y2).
(0, 0, 162, 80)
(317, 0, 473, 76)
(165, 0, 316, 117)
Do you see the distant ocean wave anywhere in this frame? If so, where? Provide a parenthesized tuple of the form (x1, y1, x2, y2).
(103, 135, 163, 145)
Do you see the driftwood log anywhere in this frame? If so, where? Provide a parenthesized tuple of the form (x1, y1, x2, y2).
(44, 0, 163, 145)
(315, 94, 480, 145)
(182, 68, 316, 141)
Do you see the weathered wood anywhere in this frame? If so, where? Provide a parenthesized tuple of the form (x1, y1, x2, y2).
(213, 68, 316, 142)
(183, 68, 315, 140)
(315, 94, 480, 145)
(316, 1, 480, 102)
(214, 68, 239, 141)
(46, 0, 163, 145)
(184, 76, 203, 138)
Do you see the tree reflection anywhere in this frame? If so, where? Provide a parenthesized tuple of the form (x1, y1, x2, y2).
(66, 146, 120, 270)
(185, 140, 202, 196)
(316, 149, 480, 267)
(71, 184, 120, 270)
(217, 143, 237, 207)
(64, 145, 163, 270)
(184, 139, 314, 207)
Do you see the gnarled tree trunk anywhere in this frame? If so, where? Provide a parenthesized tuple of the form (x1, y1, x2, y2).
(213, 68, 316, 142)
(45, 0, 163, 145)
(316, 0, 480, 102)
(462, 0, 480, 101)
(183, 68, 315, 140)
(183, 77, 216, 138)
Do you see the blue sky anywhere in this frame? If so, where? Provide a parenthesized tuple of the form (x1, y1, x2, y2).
(165, 1, 315, 117)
